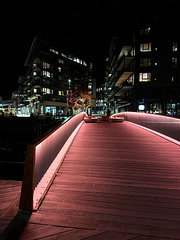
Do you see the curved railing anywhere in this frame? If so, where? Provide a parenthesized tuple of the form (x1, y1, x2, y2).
(19, 112, 87, 212)
(112, 112, 180, 142)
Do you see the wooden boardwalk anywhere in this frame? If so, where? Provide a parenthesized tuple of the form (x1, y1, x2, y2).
(4, 121, 180, 239)
(0, 180, 22, 236)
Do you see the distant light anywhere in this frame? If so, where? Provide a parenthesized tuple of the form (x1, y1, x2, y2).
(16, 113, 30, 117)
(138, 105, 145, 111)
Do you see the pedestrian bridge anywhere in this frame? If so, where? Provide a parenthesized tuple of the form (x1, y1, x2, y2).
(2, 112, 180, 239)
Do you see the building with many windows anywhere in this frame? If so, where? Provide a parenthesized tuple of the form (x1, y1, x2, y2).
(105, 20, 180, 116)
(18, 37, 93, 116)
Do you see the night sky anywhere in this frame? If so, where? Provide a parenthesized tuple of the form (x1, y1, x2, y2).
(0, 1, 178, 99)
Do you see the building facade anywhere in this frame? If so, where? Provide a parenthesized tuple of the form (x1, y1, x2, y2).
(105, 21, 180, 117)
(105, 37, 135, 114)
(18, 37, 93, 116)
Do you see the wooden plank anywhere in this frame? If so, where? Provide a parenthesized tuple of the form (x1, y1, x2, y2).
(29, 212, 180, 239)
(132, 237, 173, 240)
(0, 180, 21, 221)
(0, 180, 22, 238)
(35, 201, 180, 227)
(40, 197, 180, 217)
(83, 231, 138, 240)
(43, 190, 180, 210)
(0, 195, 20, 221)
(35, 229, 108, 240)
(18, 223, 73, 240)
(0, 219, 11, 235)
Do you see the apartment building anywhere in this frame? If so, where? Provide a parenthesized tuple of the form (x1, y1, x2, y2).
(105, 21, 180, 116)
(18, 37, 93, 116)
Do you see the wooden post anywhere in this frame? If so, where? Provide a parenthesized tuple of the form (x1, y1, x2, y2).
(19, 144, 35, 212)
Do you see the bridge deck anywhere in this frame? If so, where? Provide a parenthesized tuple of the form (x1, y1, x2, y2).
(20, 121, 180, 239)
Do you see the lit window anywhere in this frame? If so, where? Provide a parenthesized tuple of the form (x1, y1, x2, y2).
(33, 72, 37, 76)
(58, 59, 64, 64)
(61, 53, 67, 58)
(127, 74, 134, 85)
(50, 48, 59, 54)
(43, 88, 53, 94)
(58, 67, 61, 72)
(43, 62, 50, 69)
(139, 73, 151, 82)
(140, 27, 151, 35)
(43, 70, 51, 78)
(34, 89, 37, 93)
(88, 83, 92, 89)
(58, 90, 64, 96)
(171, 73, 177, 82)
(172, 57, 178, 68)
(83, 61, 87, 66)
(140, 43, 151, 52)
(172, 42, 178, 52)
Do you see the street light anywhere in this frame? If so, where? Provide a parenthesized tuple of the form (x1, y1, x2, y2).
(68, 79, 71, 89)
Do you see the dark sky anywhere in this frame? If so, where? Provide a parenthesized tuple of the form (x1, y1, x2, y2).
(0, 1, 178, 99)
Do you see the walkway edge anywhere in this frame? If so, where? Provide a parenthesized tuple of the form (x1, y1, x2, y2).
(127, 121, 180, 146)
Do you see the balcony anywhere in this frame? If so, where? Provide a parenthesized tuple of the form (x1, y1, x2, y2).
(117, 46, 134, 63)
(115, 96, 132, 105)
(114, 81, 133, 97)
(115, 71, 134, 87)
(117, 56, 134, 72)
(108, 81, 133, 101)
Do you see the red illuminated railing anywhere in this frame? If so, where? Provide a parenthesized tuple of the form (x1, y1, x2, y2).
(19, 112, 87, 212)
(112, 112, 180, 142)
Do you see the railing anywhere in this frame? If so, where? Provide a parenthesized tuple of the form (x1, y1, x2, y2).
(19, 112, 87, 212)
(112, 112, 180, 142)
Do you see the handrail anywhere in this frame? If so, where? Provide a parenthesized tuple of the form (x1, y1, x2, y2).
(19, 112, 87, 212)
(112, 112, 180, 142)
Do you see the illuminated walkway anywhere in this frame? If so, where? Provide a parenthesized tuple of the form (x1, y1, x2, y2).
(18, 121, 180, 239)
